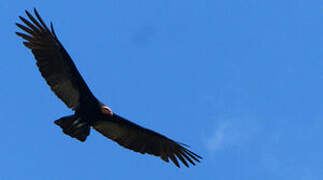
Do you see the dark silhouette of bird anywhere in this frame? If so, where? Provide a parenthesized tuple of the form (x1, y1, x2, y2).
(16, 8, 201, 168)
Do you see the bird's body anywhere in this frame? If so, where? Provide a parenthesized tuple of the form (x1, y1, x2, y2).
(16, 9, 201, 168)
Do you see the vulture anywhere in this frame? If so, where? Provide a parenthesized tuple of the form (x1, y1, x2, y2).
(16, 9, 201, 168)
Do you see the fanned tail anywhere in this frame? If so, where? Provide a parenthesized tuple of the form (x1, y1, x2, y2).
(54, 115, 90, 142)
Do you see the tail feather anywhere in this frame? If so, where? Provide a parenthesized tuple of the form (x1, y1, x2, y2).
(54, 115, 90, 142)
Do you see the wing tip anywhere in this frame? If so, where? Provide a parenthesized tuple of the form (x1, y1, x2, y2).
(24, 9, 31, 17)
(177, 144, 202, 167)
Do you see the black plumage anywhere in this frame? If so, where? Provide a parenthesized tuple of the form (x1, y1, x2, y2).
(16, 9, 201, 168)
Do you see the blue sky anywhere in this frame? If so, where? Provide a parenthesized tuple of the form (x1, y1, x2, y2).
(1, 0, 322, 179)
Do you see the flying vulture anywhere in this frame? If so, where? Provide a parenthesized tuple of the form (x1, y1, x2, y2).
(16, 9, 201, 168)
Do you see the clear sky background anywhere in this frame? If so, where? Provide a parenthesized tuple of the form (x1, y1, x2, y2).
(0, 0, 322, 179)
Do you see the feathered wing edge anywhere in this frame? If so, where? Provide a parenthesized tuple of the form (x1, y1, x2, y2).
(93, 114, 202, 168)
(16, 8, 96, 110)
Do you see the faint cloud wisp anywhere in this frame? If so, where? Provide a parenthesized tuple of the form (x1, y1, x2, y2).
(206, 121, 229, 152)
(205, 118, 262, 155)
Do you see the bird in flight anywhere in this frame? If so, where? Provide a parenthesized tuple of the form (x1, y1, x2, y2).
(16, 8, 201, 168)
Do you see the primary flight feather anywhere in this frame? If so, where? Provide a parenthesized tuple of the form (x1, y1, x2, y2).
(16, 8, 201, 168)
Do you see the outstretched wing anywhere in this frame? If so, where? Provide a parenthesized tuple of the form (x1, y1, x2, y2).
(93, 114, 202, 168)
(16, 9, 96, 110)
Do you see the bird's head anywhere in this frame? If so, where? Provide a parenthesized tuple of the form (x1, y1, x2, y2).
(101, 105, 113, 116)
